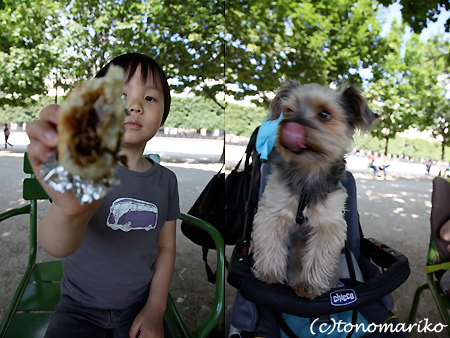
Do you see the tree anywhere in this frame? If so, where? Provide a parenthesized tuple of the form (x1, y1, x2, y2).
(225, 0, 391, 106)
(411, 34, 450, 174)
(0, 0, 64, 106)
(1, 0, 226, 113)
(46, 0, 225, 108)
(55, 0, 166, 79)
(379, 0, 450, 33)
(366, 22, 419, 157)
(156, 0, 225, 109)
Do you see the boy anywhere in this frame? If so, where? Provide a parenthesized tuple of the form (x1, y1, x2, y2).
(26, 53, 179, 338)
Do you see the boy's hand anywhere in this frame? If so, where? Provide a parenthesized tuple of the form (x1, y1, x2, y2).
(26, 105, 103, 217)
(129, 307, 164, 338)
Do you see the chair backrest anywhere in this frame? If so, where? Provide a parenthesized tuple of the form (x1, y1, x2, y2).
(23, 153, 49, 201)
(431, 177, 450, 264)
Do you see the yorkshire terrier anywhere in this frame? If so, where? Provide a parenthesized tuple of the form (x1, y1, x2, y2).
(252, 80, 376, 299)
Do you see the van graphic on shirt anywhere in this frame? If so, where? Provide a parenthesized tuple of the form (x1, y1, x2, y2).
(107, 198, 158, 232)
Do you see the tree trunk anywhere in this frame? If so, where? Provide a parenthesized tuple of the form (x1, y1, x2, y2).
(384, 126, 390, 162)
(384, 135, 389, 160)
(440, 139, 446, 176)
(55, 74, 58, 104)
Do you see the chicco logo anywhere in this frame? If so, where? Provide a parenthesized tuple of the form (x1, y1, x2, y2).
(330, 289, 357, 306)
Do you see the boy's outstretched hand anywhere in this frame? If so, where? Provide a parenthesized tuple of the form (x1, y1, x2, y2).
(26, 104, 103, 216)
(27, 105, 104, 258)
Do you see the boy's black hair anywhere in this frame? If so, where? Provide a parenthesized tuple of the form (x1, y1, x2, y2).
(95, 53, 171, 126)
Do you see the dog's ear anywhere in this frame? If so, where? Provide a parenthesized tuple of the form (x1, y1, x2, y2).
(342, 86, 377, 132)
(268, 80, 299, 120)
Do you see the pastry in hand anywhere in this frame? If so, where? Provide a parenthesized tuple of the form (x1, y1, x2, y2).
(57, 65, 126, 181)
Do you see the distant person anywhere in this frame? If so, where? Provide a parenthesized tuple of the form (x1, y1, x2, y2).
(377, 154, 390, 180)
(425, 158, 432, 175)
(368, 152, 378, 178)
(4, 124, 12, 149)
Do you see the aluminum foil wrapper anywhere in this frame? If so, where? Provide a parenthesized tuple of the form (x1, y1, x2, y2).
(40, 152, 120, 205)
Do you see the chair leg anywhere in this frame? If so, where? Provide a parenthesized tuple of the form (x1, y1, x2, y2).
(407, 283, 429, 335)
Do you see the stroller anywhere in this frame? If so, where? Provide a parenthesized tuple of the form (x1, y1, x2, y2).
(227, 126, 410, 338)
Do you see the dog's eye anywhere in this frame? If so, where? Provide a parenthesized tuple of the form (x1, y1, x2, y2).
(317, 109, 331, 121)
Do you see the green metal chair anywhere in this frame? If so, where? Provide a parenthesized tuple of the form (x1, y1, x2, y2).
(408, 177, 450, 336)
(0, 153, 224, 338)
(408, 236, 450, 336)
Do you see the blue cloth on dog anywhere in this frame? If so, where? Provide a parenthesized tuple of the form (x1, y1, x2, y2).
(256, 113, 283, 160)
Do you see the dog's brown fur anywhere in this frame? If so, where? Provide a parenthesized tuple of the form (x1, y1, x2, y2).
(252, 81, 376, 299)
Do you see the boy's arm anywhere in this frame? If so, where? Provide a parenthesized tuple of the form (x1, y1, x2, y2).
(440, 219, 450, 242)
(37, 199, 102, 258)
(27, 105, 103, 258)
(129, 219, 176, 338)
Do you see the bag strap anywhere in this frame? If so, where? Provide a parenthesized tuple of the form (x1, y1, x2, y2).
(233, 126, 257, 172)
(202, 246, 216, 284)
(244, 127, 259, 167)
(218, 162, 225, 174)
(202, 246, 229, 284)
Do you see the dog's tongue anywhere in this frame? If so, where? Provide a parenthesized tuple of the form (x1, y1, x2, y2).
(280, 122, 306, 152)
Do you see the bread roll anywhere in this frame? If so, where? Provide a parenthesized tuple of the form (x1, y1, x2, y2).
(57, 65, 125, 181)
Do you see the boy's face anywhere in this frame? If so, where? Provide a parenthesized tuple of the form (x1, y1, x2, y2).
(122, 66, 164, 147)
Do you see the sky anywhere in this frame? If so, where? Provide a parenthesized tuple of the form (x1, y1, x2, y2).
(380, 2, 450, 41)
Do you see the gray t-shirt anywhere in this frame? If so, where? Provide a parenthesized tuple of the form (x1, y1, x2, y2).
(61, 161, 180, 309)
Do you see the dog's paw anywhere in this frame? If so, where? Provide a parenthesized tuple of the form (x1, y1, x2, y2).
(253, 269, 283, 284)
(292, 283, 320, 299)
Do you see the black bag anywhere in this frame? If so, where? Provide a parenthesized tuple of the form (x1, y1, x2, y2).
(181, 127, 260, 283)
(181, 165, 225, 283)
(181, 165, 225, 250)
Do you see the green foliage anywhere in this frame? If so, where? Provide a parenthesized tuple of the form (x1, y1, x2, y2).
(165, 96, 224, 130)
(403, 34, 450, 163)
(225, 0, 389, 106)
(0, 0, 225, 109)
(365, 21, 450, 164)
(0, 95, 56, 123)
(0, 0, 63, 106)
(224, 102, 267, 137)
(365, 21, 420, 154)
(1, 0, 449, 151)
(156, 0, 225, 108)
(353, 133, 450, 161)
